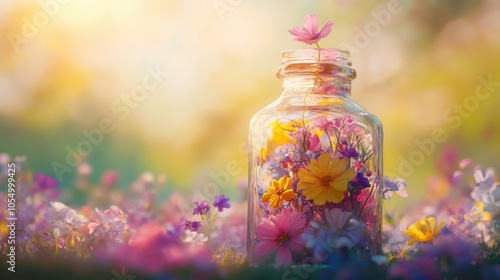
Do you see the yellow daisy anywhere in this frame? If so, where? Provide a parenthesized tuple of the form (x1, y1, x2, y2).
(297, 153, 356, 205)
(402, 217, 445, 246)
(262, 176, 296, 208)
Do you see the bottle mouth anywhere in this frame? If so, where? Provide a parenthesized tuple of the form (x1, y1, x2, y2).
(276, 48, 356, 80)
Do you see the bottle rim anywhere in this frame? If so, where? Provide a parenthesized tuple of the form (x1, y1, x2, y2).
(277, 48, 356, 80)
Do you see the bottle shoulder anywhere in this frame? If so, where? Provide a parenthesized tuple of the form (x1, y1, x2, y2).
(250, 95, 381, 127)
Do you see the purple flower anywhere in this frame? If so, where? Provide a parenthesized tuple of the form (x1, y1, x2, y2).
(34, 173, 58, 190)
(33, 173, 60, 199)
(192, 200, 210, 215)
(213, 195, 231, 212)
(184, 220, 202, 231)
(351, 172, 370, 194)
(341, 148, 359, 159)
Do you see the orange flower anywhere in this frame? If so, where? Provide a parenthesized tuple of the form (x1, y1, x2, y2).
(262, 176, 296, 208)
(297, 153, 355, 205)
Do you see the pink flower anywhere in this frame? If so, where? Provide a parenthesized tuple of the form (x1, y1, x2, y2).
(255, 209, 306, 265)
(313, 83, 337, 95)
(309, 134, 321, 152)
(288, 14, 333, 45)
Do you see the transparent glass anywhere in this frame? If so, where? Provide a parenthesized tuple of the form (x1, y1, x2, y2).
(247, 48, 383, 266)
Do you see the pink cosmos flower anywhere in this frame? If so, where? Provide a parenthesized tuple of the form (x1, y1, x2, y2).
(255, 209, 306, 265)
(288, 14, 333, 45)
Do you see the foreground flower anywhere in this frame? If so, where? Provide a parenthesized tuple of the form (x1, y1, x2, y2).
(255, 209, 305, 265)
(213, 195, 231, 212)
(262, 176, 296, 208)
(297, 153, 356, 205)
(402, 217, 445, 246)
(288, 14, 333, 45)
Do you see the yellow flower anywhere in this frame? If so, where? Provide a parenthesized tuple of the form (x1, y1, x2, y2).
(0, 221, 7, 237)
(297, 153, 356, 205)
(402, 217, 445, 246)
(260, 120, 303, 161)
(467, 201, 492, 222)
(262, 176, 296, 208)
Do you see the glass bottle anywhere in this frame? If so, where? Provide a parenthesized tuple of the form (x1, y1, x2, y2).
(247, 48, 383, 266)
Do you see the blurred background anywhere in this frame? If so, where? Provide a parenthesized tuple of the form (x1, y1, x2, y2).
(1, 0, 499, 210)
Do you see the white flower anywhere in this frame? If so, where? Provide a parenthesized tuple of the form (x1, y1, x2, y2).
(383, 177, 408, 200)
(483, 184, 500, 213)
(65, 209, 88, 226)
(471, 168, 500, 213)
(474, 168, 495, 190)
(51, 201, 70, 212)
(183, 230, 208, 243)
(324, 208, 364, 248)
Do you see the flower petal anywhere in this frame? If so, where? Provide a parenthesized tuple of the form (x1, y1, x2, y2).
(276, 246, 292, 265)
(255, 240, 278, 258)
(257, 219, 279, 240)
(281, 189, 296, 201)
(303, 14, 319, 35)
(301, 185, 324, 199)
(262, 192, 273, 202)
(318, 20, 333, 39)
(288, 27, 310, 38)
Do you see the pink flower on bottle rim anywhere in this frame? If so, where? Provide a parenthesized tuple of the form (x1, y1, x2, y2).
(255, 209, 306, 265)
(288, 14, 333, 45)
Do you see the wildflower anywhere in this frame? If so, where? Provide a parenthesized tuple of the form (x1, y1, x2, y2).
(402, 217, 445, 245)
(354, 160, 364, 171)
(467, 201, 493, 222)
(279, 156, 299, 173)
(314, 116, 335, 132)
(288, 14, 333, 45)
(183, 229, 208, 243)
(472, 184, 500, 213)
(192, 200, 210, 215)
(91, 206, 130, 242)
(213, 195, 231, 212)
(324, 208, 364, 248)
(350, 172, 370, 194)
(474, 168, 496, 190)
(33, 173, 59, 199)
(262, 176, 296, 208)
(341, 147, 359, 159)
(382, 177, 408, 200)
(270, 120, 296, 145)
(64, 209, 88, 226)
(255, 209, 305, 265)
(471, 168, 500, 213)
(260, 120, 297, 160)
(184, 220, 202, 231)
(297, 153, 356, 205)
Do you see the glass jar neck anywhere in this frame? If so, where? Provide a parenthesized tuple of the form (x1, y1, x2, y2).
(282, 75, 352, 97)
(277, 48, 356, 97)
